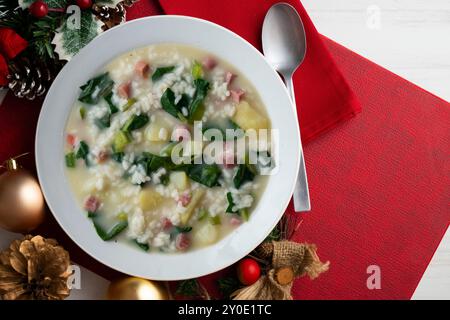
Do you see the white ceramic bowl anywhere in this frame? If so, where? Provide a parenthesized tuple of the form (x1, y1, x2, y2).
(36, 16, 300, 280)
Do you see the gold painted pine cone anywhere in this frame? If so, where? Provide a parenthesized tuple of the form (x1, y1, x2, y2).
(0, 235, 71, 300)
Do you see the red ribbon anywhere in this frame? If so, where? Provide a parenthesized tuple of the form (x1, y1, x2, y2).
(0, 28, 28, 86)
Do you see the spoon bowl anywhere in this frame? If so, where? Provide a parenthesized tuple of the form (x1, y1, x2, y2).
(262, 3, 307, 75)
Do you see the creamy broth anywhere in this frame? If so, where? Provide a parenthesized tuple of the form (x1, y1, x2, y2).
(64, 44, 272, 253)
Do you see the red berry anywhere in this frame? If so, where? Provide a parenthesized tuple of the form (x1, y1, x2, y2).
(76, 0, 93, 10)
(29, 1, 48, 19)
(237, 258, 261, 285)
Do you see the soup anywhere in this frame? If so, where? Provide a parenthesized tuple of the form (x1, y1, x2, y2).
(64, 44, 273, 253)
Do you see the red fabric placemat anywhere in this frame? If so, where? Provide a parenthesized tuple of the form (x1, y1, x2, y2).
(0, 0, 448, 299)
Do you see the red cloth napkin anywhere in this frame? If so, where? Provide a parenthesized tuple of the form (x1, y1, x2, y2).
(128, 0, 361, 143)
(1, 0, 449, 300)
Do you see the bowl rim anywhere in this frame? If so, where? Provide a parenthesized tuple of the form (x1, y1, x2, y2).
(35, 15, 301, 280)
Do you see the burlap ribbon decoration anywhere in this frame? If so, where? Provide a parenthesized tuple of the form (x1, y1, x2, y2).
(231, 241, 329, 300)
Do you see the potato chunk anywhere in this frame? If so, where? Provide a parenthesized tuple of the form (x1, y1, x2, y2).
(193, 223, 219, 246)
(139, 188, 164, 211)
(232, 101, 269, 131)
(170, 171, 189, 191)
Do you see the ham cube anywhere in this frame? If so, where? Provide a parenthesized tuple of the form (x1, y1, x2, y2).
(178, 192, 192, 207)
(225, 71, 235, 85)
(230, 216, 242, 226)
(135, 60, 150, 78)
(175, 233, 191, 251)
(97, 150, 109, 163)
(66, 134, 76, 147)
(171, 124, 191, 141)
(230, 89, 245, 103)
(161, 217, 173, 231)
(117, 81, 131, 99)
(202, 56, 217, 70)
(84, 196, 101, 213)
(222, 141, 236, 168)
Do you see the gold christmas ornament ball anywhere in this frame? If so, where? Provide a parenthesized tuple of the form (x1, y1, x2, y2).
(107, 277, 169, 300)
(0, 167, 45, 233)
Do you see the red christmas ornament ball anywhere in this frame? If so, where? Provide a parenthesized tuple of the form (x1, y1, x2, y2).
(237, 258, 261, 285)
(76, 0, 93, 10)
(29, 0, 49, 18)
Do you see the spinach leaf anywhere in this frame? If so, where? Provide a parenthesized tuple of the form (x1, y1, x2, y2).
(152, 66, 175, 81)
(91, 219, 128, 241)
(65, 152, 76, 168)
(133, 239, 149, 252)
(188, 78, 209, 122)
(111, 151, 124, 163)
(161, 88, 180, 119)
(187, 163, 221, 187)
(94, 113, 111, 129)
(78, 73, 114, 104)
(135, 152, 172, 175)
(233, 164, 255, 189)
(104, 92, 118, 114)
(175, 226, 192, 233)
(226, 192, 237, 213)
(122, 114, 149, 132)
(75, 141, 90, 165)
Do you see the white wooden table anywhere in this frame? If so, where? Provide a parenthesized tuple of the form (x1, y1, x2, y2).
(0, 0, 448, 299)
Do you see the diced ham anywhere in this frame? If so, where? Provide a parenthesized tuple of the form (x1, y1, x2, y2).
(97, 150, 109, 163)
(171, 124, 191, 142)
(230, 89, 245, 103)
(161, 217, 173, 231)
(117, 81, 131, 99)
(222, 141, 236, 168)
(178, 192, 192, 207)
(175, 233, 191, 251)
(202, 56, 217, 70)
(225, 71, 235, 86)
(84, 196, 101, 213)
(66, 134, 76, 147)
(230, 216, 242, 226)
(135, 60, 150, 78)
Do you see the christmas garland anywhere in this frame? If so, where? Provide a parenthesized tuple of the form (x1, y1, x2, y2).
(0, 0, 138, 99)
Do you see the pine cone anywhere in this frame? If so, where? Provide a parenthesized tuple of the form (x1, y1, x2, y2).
(6, 57, 65, 100)
(92, 0, 139, 31)
(0, 235, 71, 300)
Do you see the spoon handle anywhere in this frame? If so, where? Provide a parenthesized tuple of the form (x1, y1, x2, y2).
(285, 76, 311, 212)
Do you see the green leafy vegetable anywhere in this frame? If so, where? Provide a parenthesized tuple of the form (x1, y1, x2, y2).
(111, 151, 124, 163)
(240, 208, 250, 221)
(160, 88, 180, 119)
(175, 226, 193, 233)
(65, 152, 76, 168)
(94, 113, 111, 129)
(104, 92, 118, 114)
(226, 192, 237, 213)
(210, 215, 221, 225)
(192, 61, 203, 79)
(186, 163, 221, 187)
(121, 98, 137, 111)
(122, 114, 149, 132)
(233, 164, 255, 189)
(78, 73, 114, 104)
(133, 239, 149, 252)
(152, 66, 175, 81)
(197, 208, 208, 221)
(188, 78, 209, 122)
(113, 131, 131, 152)
(75, 141, 90, 165)
(79, 107, 86, 119)
(91, 219, 128, 241)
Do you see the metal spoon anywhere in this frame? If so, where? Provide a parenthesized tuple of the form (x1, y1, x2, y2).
(262, 2, 311, 212)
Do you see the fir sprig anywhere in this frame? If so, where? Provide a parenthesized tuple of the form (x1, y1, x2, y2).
(175, 279, 211, 300)
(217, 277, 240, 299)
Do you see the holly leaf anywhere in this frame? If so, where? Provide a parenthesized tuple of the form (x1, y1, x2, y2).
(52, 10, 102, 61)
(19, 0, 69, 9)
